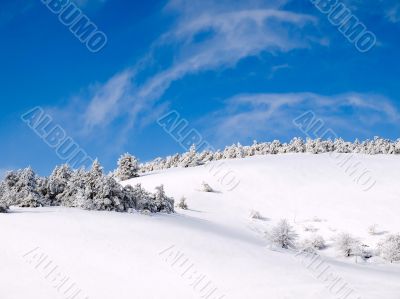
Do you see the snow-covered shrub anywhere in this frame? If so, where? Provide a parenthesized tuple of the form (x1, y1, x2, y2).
(250, 210, 265, 220)
(303, 235, 326, 250)
(268, 219, 297, 249)
(116, 153, 139, 181)
(201, 182, 214, 192)
(368, 224, 378, 236)
(335, 233, 361, 257)
(0, 204, 8, 213)
(378, 234, 400, 263)
(178, 197, 188, 210)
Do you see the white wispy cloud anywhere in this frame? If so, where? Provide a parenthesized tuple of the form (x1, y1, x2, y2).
(386, 3, 400, 23)
(342, 0, 400, 23)
(55, 0, 321, 148)
(202, 92, 400, 144)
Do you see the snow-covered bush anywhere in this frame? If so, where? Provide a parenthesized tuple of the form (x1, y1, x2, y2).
(0, 204, 8, 213)
(201, 182, 214, 192)
(178, 197, 188, 210)
(250, 210, 265, 220)
(378, 234, 400, 263)
(302, 235, 326, 250)
(268, 219, 297, 249)
(116, 153, 139, 181)
(335, 233, 361, 257)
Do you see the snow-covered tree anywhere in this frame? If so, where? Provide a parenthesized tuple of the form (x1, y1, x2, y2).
(268, 219, 297, 249)
(47, 164, 72, 205)
(90, 175, 126, 212)
(74, 159, 104, 210)
(130, 183, 153, 212)
(302, 235, 326, 251)
(379, 234, 400, 263)
(335, 233, 360, 257)
(58, 168, 86, 207)
(0, 168, 46, 207)
(178, 196, 188, 210)
(180, 145, 199, 168)
(153, 185, 174, 213)
(116, 153, 139, 181)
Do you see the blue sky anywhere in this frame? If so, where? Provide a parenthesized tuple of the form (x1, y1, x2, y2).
(0, 0, 399, 176)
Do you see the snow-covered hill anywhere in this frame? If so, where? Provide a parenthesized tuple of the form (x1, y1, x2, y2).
(1, 154, 400, 299)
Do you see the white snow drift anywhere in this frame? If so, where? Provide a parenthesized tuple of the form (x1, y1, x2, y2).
(1, 154, 400, 299)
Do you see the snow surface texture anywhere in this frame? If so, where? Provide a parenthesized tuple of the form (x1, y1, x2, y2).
(1, 154, 400, 299)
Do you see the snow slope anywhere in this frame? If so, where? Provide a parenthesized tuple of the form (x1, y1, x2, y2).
(1, 154, 400, 299)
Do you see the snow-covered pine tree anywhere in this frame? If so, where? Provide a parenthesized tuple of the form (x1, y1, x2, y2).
(154, 185, 174, 213)
(75, 159, 103, 210)
(0, 180, 7, 207)
(91, 175, 126, 212)
(122, 184, 138, 211)
(58, 168, 86, 207)
(133, 183, 155, 212)
(0, 179, 8, 212)
(180, 145, 199, 168)
(0, 168, 45, 207)
(116, 153, 139, 181)
(47, 164, 72, 205)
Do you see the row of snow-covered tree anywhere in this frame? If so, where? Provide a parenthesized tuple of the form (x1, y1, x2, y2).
(267, 219, 400, 263)
(0, 159, 174, 214)
(138, 137, 400, 173)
